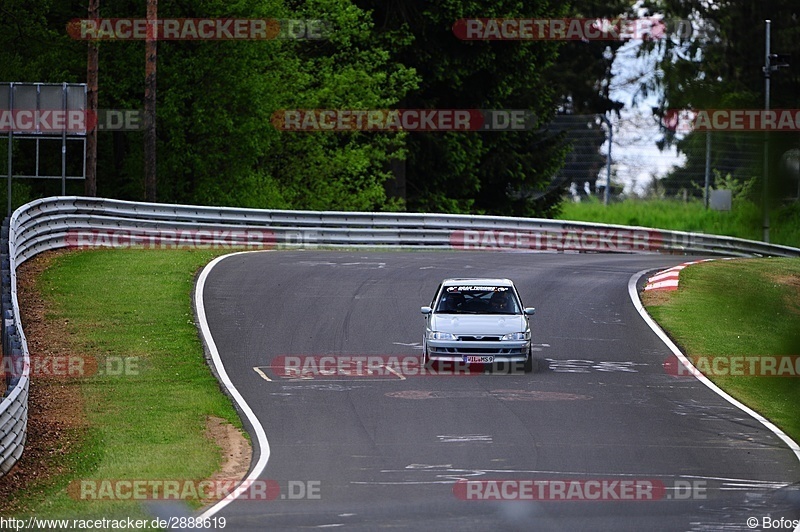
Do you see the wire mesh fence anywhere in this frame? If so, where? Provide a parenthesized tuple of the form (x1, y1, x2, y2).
(546, 111, 800, 204)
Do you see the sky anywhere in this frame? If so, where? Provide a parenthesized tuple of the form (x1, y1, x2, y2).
(605, 37, 685, 196)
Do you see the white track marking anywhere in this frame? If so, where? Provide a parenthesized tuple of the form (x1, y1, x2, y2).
(252, 366, 272, 382)
(437, 434, 493, 443)
(628, 269, 800, 467)
(352, 465, 794, 488)
(195, 251, 271, 520)
(383, 364, 406, 380)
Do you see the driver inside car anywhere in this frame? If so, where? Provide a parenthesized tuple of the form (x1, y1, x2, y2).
(489, 291, 511, 312)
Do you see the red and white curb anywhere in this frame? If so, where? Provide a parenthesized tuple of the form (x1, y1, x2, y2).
(643, 259, 717, 292)
(629, 269, 800, 481)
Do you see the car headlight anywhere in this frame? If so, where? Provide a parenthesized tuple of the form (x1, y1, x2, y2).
(427, 331, 456, 340)
(501, 332, 530, 341)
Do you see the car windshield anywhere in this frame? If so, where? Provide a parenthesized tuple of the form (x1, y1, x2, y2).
(435, 285, 521, 314)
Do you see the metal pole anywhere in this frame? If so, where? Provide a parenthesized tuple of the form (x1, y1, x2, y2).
(5, 134, 10, 216)
(36, 85, 40, 179)
(601, 114, 612, 205)
(762, 20, 771, 242)
(7, 84, 13, 217)
(704, 131, 711, 208)
(85, 0, 99, 197)
(62, 83, 67, 195)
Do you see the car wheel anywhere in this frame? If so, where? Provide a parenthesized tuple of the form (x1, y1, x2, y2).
(524, 349, 533, 373)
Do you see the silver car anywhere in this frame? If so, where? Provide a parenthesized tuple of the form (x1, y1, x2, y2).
(421, 278, 536, 372)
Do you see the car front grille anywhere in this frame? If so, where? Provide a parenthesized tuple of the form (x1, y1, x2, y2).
(430, 346, 528, 355)
(457, 335, 502, 341)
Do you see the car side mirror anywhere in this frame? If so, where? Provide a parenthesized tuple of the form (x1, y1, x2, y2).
(524, 307, 536, 316)
(421, 306, 432, 315)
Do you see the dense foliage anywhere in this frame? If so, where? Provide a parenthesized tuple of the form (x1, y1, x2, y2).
(1, 0, 636, 214)
(640, 0, 800, 201)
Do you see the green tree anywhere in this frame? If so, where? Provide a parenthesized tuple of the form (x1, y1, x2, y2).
(355, 0, 573, 217)
(641, 0, 800, 199)
(356, 0, 640, 216)
(1, 0, 417, 211)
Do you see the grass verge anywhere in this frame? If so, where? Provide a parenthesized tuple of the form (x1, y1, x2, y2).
(558, 199, 800, 248)
(643, 257, 800, 443)
(1, 248, 242, 523)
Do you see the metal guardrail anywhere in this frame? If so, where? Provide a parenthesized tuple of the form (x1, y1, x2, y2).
(1, 214, 29, 476)
(1, 195, 799, 475)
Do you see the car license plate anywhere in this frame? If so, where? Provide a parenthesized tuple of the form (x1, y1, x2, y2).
(464, 355, 494, 364)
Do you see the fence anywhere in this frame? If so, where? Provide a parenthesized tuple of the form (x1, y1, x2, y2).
(551, 112, 800, 202)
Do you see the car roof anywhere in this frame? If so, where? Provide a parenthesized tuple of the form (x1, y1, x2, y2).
(440, 278, 515, 287)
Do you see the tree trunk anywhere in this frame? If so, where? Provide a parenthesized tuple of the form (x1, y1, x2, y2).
(85, 0, 99, 197)
(144, 0, 157, 202)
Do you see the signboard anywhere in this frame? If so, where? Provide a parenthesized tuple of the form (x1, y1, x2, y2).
(2, 82, 88, 214)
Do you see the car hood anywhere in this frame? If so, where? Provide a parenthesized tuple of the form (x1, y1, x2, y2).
(429, 314, 528, 334)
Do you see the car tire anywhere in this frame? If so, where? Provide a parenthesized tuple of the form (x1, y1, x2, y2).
(523, 349, 533, 373)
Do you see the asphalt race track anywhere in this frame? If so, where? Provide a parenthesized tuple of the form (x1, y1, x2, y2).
(197, 250, 800, 531)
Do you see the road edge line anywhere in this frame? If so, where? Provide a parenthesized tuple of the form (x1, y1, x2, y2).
(628, 268, 800, 468)
(194, 251, 271, 520)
